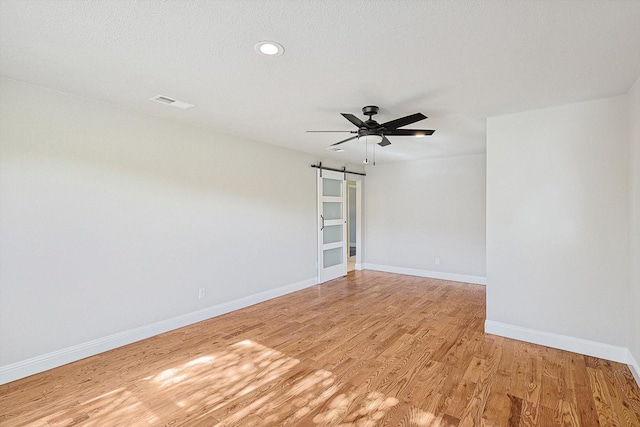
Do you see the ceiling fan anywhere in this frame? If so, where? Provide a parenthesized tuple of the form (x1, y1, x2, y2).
(307, 105, 435, 147)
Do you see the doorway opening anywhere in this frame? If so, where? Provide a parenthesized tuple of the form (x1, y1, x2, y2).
(346, 176, 363, 272)
(347, 181, 357, 272)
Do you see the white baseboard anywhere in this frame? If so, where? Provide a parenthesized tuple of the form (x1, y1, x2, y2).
(628, 349, 640, 388)
(364, 263, 486, 285)
(0, 277, 318, 385)
(484, 320, 629, 364)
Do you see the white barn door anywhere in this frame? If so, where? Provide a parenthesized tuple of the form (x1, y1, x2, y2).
(317, 169, 347, 283)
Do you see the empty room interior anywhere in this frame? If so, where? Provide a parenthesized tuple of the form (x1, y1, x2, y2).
(1, 1, 640, 426)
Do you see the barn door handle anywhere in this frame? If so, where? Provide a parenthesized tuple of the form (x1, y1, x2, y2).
(320, 215, 325, 231)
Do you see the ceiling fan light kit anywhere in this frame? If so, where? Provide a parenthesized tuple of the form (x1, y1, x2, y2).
(358, 134, 383, 144)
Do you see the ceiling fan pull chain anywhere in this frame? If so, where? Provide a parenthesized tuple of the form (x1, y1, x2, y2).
(364, 140, 368, 165)
(373, 141, 376, 166)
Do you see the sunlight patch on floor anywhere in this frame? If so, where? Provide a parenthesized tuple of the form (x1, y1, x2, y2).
(10, 339, 433, 426)
(144, 339, 302, 418)
(311, 391, 400, 427)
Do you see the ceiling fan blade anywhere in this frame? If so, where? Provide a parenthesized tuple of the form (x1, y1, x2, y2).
(378, 136, 392, 147)
(381, 113, 427, 130)
(307, 130, 355, 133)
(341, 113, 366, 128)
(385, 129, 435, 136)
(331, 135, 359, 146)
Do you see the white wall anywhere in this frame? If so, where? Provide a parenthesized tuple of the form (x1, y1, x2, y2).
(364, 154, 486, 283)
(486, 95, 630, 355)
(0, 78, 359, 381)
(629, 77, 640, 375)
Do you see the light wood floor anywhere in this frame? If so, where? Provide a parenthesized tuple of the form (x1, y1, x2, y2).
(1, 271, 639, 426)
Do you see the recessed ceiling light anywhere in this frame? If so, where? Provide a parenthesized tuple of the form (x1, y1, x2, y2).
(254, 41, 284, 57)
(415, 133, 426, 138)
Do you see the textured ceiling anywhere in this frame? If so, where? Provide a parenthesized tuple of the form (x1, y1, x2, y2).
(1, 0, 640, 164)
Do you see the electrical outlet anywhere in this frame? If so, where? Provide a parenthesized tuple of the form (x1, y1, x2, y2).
(198, 288, 206, 299)
(435, 257, 440, 265)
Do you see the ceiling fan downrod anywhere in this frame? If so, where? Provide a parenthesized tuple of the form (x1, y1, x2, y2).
(362, 105, 379, 119)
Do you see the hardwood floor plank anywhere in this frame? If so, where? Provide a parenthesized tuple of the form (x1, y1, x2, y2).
(1, 270, 639, 426)
(555, 399, 581, 427)
(521, 354, 543, 426)
(587, 367, 623, 426)
(482, 373, 512, 426)
(507, 394, 523, 427)
(613, 368, 640, 418)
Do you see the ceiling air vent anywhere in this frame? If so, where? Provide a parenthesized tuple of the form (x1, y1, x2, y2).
(150, 95, 194, 110)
